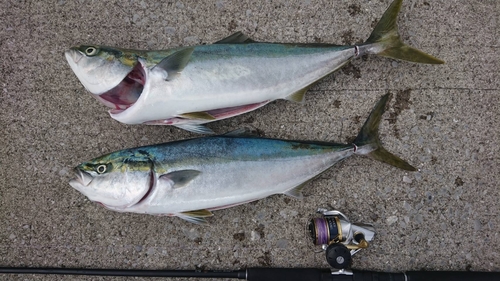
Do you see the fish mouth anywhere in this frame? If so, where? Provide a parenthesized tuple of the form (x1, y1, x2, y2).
(70, 168, 94, 187)
(95, 62, 146, 111)
(68, 168, 112, 209)
(65, 50, 83, 65)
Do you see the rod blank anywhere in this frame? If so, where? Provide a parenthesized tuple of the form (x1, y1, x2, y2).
(1, 267, 499, 281)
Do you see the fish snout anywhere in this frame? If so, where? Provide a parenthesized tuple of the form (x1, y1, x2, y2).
(64, 49, 83, 65)
(71, 167, 94, 187)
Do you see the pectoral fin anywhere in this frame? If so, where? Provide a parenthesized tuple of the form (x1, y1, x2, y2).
(153, 47, 194, 80)
(176, 209, 214, 224)
(159, 170, 201, 189)
(214, 31, 256, 44)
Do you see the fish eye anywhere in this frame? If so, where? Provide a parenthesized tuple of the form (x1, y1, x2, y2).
(96, 164, 107, 174)
(85, 47, 98, 56)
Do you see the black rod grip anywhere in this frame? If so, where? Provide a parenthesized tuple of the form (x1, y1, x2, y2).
(0, 267, 246, 278)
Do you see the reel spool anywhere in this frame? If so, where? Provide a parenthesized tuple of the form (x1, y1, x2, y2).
(307, 209, 375, 270)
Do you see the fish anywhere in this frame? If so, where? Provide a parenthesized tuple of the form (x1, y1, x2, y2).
(69, 94, 416, 224)
(64, 0, 443, 134)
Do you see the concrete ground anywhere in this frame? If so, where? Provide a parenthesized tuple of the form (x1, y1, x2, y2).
(1, 0, 498, 280)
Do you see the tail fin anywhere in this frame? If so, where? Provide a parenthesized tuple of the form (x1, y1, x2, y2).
(353, 94, 416, 171)
(364, 0, 444, 64)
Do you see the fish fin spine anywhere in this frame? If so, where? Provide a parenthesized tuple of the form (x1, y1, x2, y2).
(353, 93, 416, 171)
(363, 0, 444, 64)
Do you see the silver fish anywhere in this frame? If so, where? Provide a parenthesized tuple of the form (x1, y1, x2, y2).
(69, 94, 415, 224)
(64, 0, 443, 134)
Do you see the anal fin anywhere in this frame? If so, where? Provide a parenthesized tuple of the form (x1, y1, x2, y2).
(179, 112, 216, 120)
(285, 86, 309, 103)
(176, 209, 214, 224)
(284, 179, 313, 199)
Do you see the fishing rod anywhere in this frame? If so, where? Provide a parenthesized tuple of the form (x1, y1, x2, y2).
(2, 209, 498, 281)
(2, 266, 499, 281)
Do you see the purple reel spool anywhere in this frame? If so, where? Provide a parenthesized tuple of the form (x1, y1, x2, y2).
(309, 217, 340, 245)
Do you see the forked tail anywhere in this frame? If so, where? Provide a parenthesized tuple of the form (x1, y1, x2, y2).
(362, 0, 444, 64)
(353, 94, 416, 171)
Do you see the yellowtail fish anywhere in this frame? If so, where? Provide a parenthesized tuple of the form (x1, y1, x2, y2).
(64, 0, 443, 134)
(69, 94, 415, 224)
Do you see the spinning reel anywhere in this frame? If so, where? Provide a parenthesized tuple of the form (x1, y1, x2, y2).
(308, 208, 375, 271)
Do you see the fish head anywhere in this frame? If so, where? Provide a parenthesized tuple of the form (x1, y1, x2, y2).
(69, 150, 155, 210)
(65, 45, 146, 110)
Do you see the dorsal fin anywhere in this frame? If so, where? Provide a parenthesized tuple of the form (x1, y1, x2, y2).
(214, 31, 257, 44)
